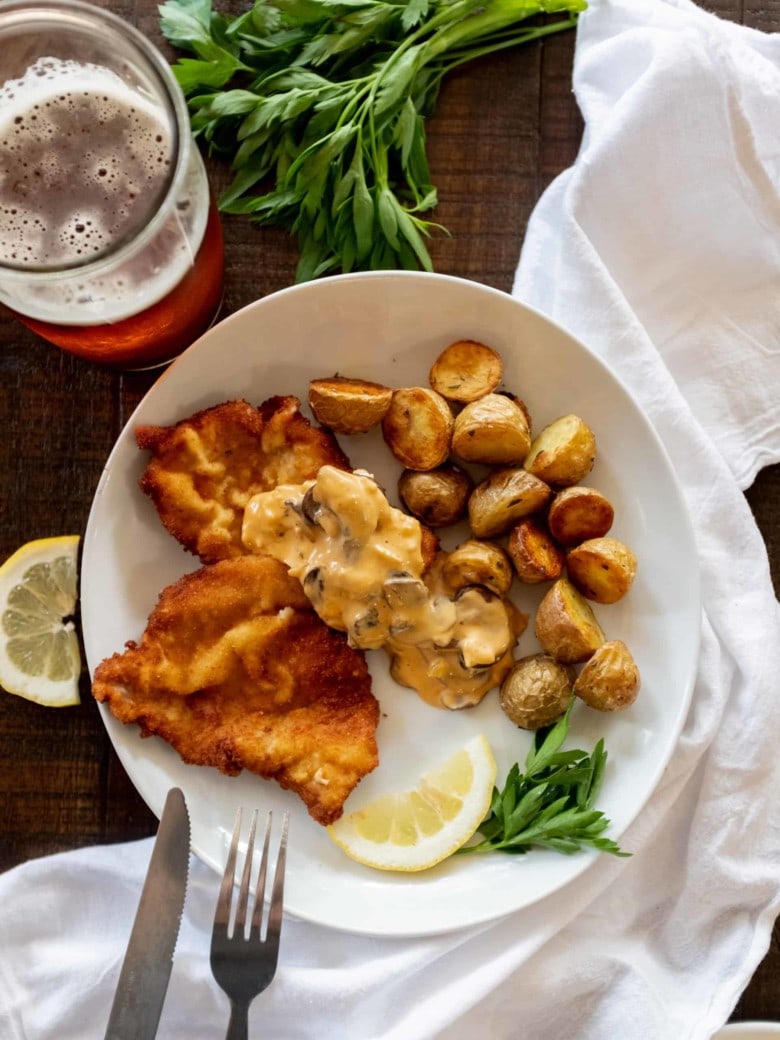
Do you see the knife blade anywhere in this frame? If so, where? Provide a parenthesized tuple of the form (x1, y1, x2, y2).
(104, 787, 190, 1040)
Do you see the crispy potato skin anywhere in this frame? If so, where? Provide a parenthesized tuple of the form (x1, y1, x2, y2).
(534, 578, 605, 663)
(398, 464, 472, 527)
(429, 340, 503, 402)
(500, 653, 575, 730)
(308, 376, 393, 434)
(468, 467, 552, 539)
(573, 640, 640, 711)
(501, 391, 532, 431)
(547, 486, 615, 547)
(441, 539, 514, 597)
(507, 517, 565, 584)
(381, 387, 453, 471)
(524, 414, 596, 486)
(451, 393, 531, 465)
(566, 536, 637, 604)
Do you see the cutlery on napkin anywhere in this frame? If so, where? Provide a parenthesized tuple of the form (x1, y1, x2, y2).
(104, 788, 190, 1040)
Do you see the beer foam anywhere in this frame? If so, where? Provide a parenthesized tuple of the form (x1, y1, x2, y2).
(0, 58, 173, 268)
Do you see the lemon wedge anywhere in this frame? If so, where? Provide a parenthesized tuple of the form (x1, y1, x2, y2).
(0, 535, 81, 707)
(328, 735, 496, 872)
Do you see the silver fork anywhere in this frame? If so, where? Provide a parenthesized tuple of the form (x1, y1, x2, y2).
(210, 808, 289, 1040)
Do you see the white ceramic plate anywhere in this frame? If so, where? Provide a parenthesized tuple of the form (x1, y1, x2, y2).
(81, 271, 700, 937)
(714, 1025, 780, 1038)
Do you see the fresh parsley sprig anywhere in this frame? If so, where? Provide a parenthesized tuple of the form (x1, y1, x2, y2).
(459, 700, 630, 857)
(159, 0, 586, 281)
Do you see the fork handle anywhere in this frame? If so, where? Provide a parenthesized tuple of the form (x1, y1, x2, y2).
(225, 1001, 249, 1040)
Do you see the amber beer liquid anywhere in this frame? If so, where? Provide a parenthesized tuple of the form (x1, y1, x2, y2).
(0, 2, 225, 368)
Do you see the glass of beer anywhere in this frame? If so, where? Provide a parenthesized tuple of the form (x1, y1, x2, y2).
(0, 0, 225, 368)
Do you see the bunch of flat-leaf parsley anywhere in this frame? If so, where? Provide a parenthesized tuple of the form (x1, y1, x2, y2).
(458, 700, 630, 857)
(159, 0, 586, 281)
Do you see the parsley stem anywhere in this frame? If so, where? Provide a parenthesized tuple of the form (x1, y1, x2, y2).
(418, 0, 584, 66)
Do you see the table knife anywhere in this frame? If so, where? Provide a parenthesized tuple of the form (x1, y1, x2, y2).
(104, 787, 190, 1040)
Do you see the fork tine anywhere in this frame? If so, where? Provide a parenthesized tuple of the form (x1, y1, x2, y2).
(266, 813, 288, 942)
(234, 809, 258, 938)
(250, 812, 272, 940)
(214, 807, 242, 933)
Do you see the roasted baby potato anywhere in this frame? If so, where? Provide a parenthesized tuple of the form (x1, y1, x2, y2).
(468, 467, 552, 538)
(451, 393, 531, 465)
(507, 517, 565, 584)
(398, 464, 472, 528)
(547, 485, 615, 546)
(308, 376, 393, 434)
(566, 536, 637, 604)
(573, 640, 640, 711)
(534, 577, 605, 663)
(524, 414, 596, 486)
(429, 339, 503, 402)
(501, 391, 532, 432)
(500, 654, 575, 729)
(381, 387, 454, 470)
(441, 539, 513, 597)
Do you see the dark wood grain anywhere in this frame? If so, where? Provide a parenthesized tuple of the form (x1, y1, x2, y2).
(1, 0, 779, 1026)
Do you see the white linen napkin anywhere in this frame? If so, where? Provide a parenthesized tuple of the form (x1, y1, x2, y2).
(3, 0, 780, 1037)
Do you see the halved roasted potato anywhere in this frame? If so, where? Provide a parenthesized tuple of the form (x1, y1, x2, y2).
(566, 536, 637, 604)
(308, 375, 393, 434)
(429, 340, 503, 402)
(547, 485, 615, 546)
(500, 653, 575, 730)
(573, 640, 640, 711)
(441, 539, 513, 597)
(451, 393, 531, 465)
(507, 516, 565, 584)
(524, 414, 596, 486)
(398, 464, 472, 528)
(534, 577, 605, 663)
(381, 387, 454, 470)
(501, 391, 532, 432)
(468, 467, 552, 539)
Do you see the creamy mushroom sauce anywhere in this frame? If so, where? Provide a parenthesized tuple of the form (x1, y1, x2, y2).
(241, 466, 520, 709)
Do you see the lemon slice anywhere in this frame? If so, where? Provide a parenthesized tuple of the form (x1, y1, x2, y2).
(328, 735, 496, 872)
(0, 536, 81, 707)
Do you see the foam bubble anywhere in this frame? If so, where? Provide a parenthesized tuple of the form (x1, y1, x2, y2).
(0, 58, 173, 267)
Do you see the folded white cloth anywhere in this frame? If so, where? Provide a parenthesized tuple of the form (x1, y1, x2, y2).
(3, 1, 780, 1037)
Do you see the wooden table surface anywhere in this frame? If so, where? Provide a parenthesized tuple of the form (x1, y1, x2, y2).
(1, 0, 778, 1027)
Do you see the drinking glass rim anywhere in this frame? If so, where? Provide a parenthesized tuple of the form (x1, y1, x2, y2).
(0, 0, 194, 278)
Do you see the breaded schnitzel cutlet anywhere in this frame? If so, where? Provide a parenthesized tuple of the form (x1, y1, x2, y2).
(136, 396, 350, 563)
(92, 554, 379, 826)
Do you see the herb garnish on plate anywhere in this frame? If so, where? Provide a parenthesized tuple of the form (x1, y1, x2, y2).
(459, 700, 630, 857)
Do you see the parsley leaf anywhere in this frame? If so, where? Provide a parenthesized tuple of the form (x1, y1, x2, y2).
(458, 700, 631, 858)
(160, 0, 586, 280)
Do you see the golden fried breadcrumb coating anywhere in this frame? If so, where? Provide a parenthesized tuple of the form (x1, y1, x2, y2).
(92, 554, 379, 825)
(136, 396, 350, 563)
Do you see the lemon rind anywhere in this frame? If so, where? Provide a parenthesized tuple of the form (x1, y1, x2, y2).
(328, 735, 497, 872)
(0, 536, 81, 707)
